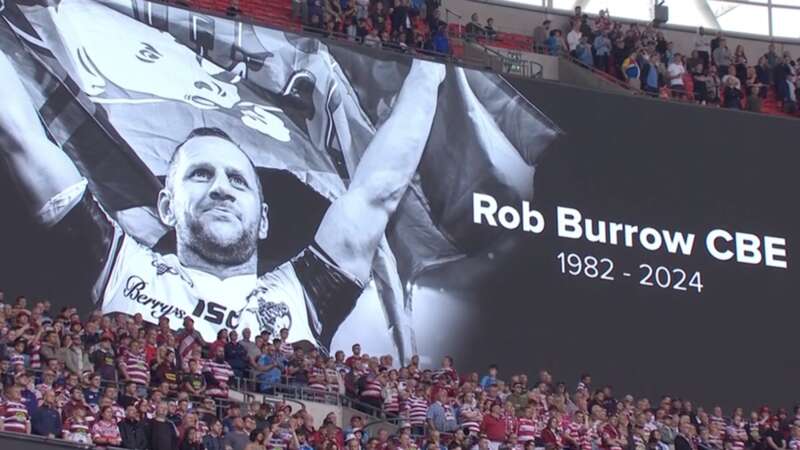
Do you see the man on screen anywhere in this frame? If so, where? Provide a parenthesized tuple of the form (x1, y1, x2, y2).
(0, 50, 445, 350)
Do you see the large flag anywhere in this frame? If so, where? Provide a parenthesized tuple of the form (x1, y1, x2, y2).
(0, 0, 560, 359)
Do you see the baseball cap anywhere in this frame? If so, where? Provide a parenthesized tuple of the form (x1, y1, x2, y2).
(346, 434, 358, 442)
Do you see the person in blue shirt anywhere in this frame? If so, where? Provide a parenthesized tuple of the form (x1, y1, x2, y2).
(16, 372, 39, 415)
(593, 30, 611, 72)
(84, 373, 103, 407)
(479, 364, 498, 389)
(545, 30, 564, 56)
(576, 36, 593, 67)
(254, 343, 284, 393)
(432, 25, 450, 55)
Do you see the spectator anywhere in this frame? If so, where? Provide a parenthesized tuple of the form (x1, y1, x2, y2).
(667, 53, 687, 98)
(533, 20, 551, 53)
(734, 45, 748, 83)
(204, 345, 234, 398)
(90, 335, 116, 381)
(545, 30, 564, 56)
(594, 30, 611, 72)
(181, 358, 206, 396)
(465, 13, 484, 41)
(2, 385, 31, 433)
(566, 21, 581, 55)
(431, 24, 450, 55)
(643, 53, 663, 95)
(119, 405, 148, 449)
(389, 0, 409, 34)
(149, 401, 179, 450)
(694, 27, 711, 70)
(576, 36, 593, 67)
(485, 18, 497, 41)
(92, 405, 123, 446)
(746, 66, 763, 112)
(31, 390, 62, 438)
(622, 51, 641, 90)
(63, 405, 92, 444)
(713, 39, 732, 77)
(427, 390, 457, 433)
(225, 417, 251, 450)
(480, 365, 498, 389)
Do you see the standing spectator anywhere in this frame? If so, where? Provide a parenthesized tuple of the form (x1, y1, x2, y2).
(225, 330, 250, 379)
(485, 18, 497, 41)
(91, 335, 116, 381)
(465, 13, 484, 41)
(622, 51, 641, 90)
(118, 405, 149, 450)
(713, 39, 732, 77)
(566, 21, 581, 56)
(63, 335, 91, 375)
(722, 65, 743, 109)
(224, 417, 251, 450)
(667, 54, 687, 98)
(427, 390, 457, 433)
(481, 403, 507, 447)
(204, 419, 226, 450)
(734, 45, 748, 83)
(643, 53, 663, 95)
(149, 401, 179, 450)
(745, 66, 763, 112)
(204, 346, 234, 398)
(31, 390, 62, 438)
(2, 385, 32, 433)
(533, 20, 551, 53)
(694, 27, 711, 70)
(63, 405, 92, 444)
(480, 365, 499, 389)
(594, 31, 611, 72)
(576, 36, 593, 67)
(546, 30, 565, 56)
(710, 31, 723, 54)
(541, 417, 563, 450)
(92, 406, 123, 446)
(176, 318, 204, 361)
(764, 418, 787, 450)
(181, 358, 206, 396)
(755, 56, 771, 98)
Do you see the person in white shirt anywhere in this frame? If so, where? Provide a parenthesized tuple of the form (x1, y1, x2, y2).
(667, 53, 687, 98)
(566, 22, 582, 55)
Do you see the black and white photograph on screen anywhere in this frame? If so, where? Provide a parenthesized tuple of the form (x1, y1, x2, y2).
(0, 0, 557, 362)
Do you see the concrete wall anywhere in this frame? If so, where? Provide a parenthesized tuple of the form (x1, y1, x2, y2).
(442, 0, 800, 64)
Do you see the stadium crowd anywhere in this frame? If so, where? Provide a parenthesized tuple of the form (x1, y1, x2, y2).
(0, 293, 799, 450)
(532, 6, 800, 112)
(297, 0, 453, 55)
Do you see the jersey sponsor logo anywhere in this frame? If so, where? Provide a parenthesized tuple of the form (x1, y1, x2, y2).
(245, 288, 292, 337)
(122, 275, 188, 319)
(151, 258, 194, 287)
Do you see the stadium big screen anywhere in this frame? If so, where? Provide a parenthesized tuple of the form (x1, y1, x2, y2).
(0, 0, 797, 409)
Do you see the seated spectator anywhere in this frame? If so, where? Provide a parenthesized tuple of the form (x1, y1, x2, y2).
(722, 65, 743, 109)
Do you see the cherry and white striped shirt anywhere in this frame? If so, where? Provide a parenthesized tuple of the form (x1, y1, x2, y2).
(1, 400, 30, 433)
(92, 419, 122, 445)
(404, 395, 429, 426)
(120, 350, 149, 385)
(203, 359, 234, 397)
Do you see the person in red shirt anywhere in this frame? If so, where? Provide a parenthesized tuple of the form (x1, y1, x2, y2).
(542, 417, 564, 450)
(482, 403, 508, 445)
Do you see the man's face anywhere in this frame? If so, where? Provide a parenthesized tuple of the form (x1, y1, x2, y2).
(159, 136, 267, 266)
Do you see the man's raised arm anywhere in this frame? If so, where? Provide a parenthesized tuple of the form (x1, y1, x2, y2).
(314, 59, 446, 282)
(0, 51, 82, 217)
